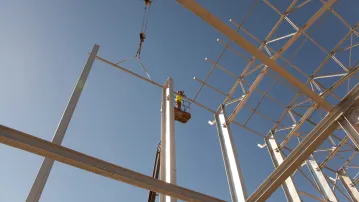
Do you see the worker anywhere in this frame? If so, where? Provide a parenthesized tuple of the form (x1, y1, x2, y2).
(144, 0, 152, 6)
(175, 91, 185, 110)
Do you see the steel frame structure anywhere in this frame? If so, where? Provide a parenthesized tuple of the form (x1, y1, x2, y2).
(2, 0, 359, 201)
(177, 0, 359, 201)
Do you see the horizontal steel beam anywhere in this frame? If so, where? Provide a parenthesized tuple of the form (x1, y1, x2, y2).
(95, 55, 216, 114)
(247, 81, 359, 201)
(176, 0, 333, 112)
(0, 125, 224, 202)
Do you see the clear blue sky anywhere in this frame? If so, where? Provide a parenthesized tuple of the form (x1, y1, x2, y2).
(1, 0, 358, 201)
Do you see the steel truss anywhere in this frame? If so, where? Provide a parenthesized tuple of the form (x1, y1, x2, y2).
(177, 0, 359, 201)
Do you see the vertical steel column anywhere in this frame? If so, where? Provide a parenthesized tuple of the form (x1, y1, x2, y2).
(306, 155, 338, 201)
(215, 105, 247, 202)
(338, 169, 359, 202)
(265, 132, 302, 202)
(339, 116, 359, 150)
(27, 44, 100, 202)
(160, 78, 176, 202)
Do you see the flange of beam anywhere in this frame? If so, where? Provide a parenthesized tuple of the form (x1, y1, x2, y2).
(0, 125, 225, 202)
(176, 0, 333, 112)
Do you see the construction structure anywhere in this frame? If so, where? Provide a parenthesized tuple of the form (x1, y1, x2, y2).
(1, 0, 359, 201)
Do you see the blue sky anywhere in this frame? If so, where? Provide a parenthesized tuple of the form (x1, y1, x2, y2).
(1, 0, 359, 201)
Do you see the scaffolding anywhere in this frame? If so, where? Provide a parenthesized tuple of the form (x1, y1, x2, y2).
(2, 0, 359, 201)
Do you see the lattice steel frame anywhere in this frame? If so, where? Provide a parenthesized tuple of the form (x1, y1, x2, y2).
(178, 0, 359, 201)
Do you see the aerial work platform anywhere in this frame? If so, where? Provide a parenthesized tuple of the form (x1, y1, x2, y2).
(174, 108, 191, 123)
(174, 99, 191, 123)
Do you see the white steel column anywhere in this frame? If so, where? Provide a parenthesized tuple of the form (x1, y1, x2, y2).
(338, 169, 359, 202)
(215, 105, 247, 202)
(247, 82, 359, 201)
(306, 155, 338, 201)
(339, 115, 359, 149)
(27, 44, 100, 202)
(265, 133, 302, 202)
(160, 78, 176, 202)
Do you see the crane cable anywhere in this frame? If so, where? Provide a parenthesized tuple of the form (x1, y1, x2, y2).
(135, 0, 152, 80)
(136, 1, 152, 58)
(115, 1, 153, 81)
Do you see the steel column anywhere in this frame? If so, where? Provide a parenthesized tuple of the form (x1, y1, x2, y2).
(160, 78, 176, 202)
(247, 82, 359, 201)
(306, 155, 338, 201)
(215, 105, 247, 202)
(338, 169, 359, 202)
(27, 44, 100, 202)
(339, 116, 359, 150)
(265, 133, 302, 202)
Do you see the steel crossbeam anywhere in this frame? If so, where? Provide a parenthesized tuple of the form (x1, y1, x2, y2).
(0, 125, 224, 202)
